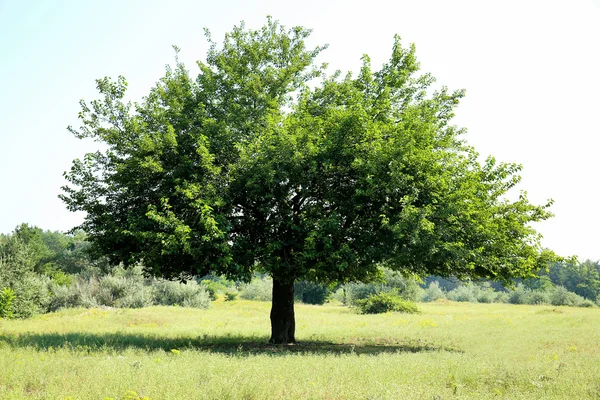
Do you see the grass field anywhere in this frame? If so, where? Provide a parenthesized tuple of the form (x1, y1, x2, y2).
(0, 300, 599, 399)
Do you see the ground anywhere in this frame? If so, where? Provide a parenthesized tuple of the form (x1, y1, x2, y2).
(0, 300, 599, 399)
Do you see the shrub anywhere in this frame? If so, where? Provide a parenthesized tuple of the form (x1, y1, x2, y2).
(10, 275, 52, 318)
(115, 286, 154, 308)
(201, 278, 234, 301)
(422, 281, 445, 302)
(579, 299, 595, 308)
(402, 281, 423, 302)
(551, 286, 584, 307)
(356, 293, 420, 314)
(294, 281, 329, 305)
(0, 287, 16, 318)
(495, 292, 510, 303)
(342, 269, 423, 305)
(328, 288, 346, 304)
(48, 277, 100, 311)
(97, 275, 136, 306)
(49, 283, 80, 311)
(152, 280, 210, 308)
(343, 282, 379, 305)
(475, 283, 499, 303)
(49, 270, 73, 286)
(73, 278, 100, 308)
(508, 284, 529, 304)
(240, 277, 272, 301)
(447, 285, 478, 303)
(224, 290, 238, 301)
(525, 290, 551, 305)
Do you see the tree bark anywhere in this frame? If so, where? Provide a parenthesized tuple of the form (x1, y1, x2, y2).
(269, 277, 296, 344)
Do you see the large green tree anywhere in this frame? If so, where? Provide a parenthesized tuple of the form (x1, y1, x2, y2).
(62, 18, 553, 343)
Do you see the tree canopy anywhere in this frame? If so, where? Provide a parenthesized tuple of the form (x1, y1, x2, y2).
(62, 18, 554, 343)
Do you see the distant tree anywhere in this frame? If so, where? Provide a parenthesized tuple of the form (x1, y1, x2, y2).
(8, 224, 97, 276)
(11, 224, 52, 273)
(62, 18, 554, 343)
(543, 259, 600, 301)
(0, 232, 35, 284)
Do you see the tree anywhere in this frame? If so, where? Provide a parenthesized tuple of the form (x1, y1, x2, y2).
(62, 18, 554, 344)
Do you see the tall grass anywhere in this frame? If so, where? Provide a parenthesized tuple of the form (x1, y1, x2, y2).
(0, 301, 599, 399)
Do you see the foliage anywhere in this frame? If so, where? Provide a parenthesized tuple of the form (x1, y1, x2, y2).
(473, 282, 500, 303)
(508, 284, 529, 305)
(355, 292, 419, 314)
(201, 280, 227, 301)
(525, 290, 551, 305)
(151, 280, 210, 308)
(7, 223, 104, 276)
(50, 270, 74, 286)
(0, 287, 16, 318)
(421, 281, 445, 302)
(543, 260, 600, 301)
(447, 285, 478, 303)
(239, 276, 273, 302)
(294, 281, 330, 304)
(328, 288, 346, 304)
(49, 283, 87, 311)
(579, 299, 595, 308)
(550, 286, 584, 307)
(10, 275, 52, 318)
(343, 268, 422, 305)
(0, 234, 35, 283)
(62, 18, 553, 288)
(224, 290, 239, 301)
(58, 18, 558, 342)
(343, 282, 380, 305)
(48, 273, 210, 311)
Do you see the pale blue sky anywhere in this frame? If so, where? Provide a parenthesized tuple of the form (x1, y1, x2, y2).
(1, 0, 598, 259)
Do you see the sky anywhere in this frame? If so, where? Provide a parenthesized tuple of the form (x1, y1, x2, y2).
(0, 0, 598, 260)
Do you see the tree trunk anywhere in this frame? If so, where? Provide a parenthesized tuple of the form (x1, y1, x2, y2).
(269, 277, 296, 344)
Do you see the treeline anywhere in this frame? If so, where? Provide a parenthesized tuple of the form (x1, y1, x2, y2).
(1, 224, 598, 318)
(0, 224, 211, 318)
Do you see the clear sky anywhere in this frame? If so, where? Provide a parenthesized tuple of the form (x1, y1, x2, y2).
(1, 0, 598, 260)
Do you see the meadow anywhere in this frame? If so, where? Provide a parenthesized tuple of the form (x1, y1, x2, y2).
(0, 300, 599, 399)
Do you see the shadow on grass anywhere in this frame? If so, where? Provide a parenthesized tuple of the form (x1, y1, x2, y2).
(0, 332, 461, 356)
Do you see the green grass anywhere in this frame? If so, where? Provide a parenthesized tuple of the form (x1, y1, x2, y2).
(0, 300, 599, 399)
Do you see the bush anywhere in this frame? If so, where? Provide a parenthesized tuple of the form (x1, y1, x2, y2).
(356, 293, 419, 314)
(49, 283, 80, 311)
(328, 288, 346, 304)
(10, 275, 52, 318)
(0, 287, 16, 318)
(495, 292, 510, 303)
(422, 281, 445, 302)
(525, 290, 551, 305)
(384, 270, 423, 302)
(475, 283, 499, 303)
(73, 279, 100, 308)
(224, 290, 238, 301)
(49, 270, 73, 286)
(49, 277, 101, 311)
(97, 275, 139, 306)
(152, 280, 210, 308)
(508, 284, 529, 304)
(579, 299, 595, 308)
(447, 285, 478, 303)
(240, 277, 272, 301)
(551, 286, 584, 307)
(343, 283, 379, 305)
(115, 286, 154, 308)
(201, 280, 228, 301)
(294, 281, 329, 305)
(342, 269, 423, 305)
